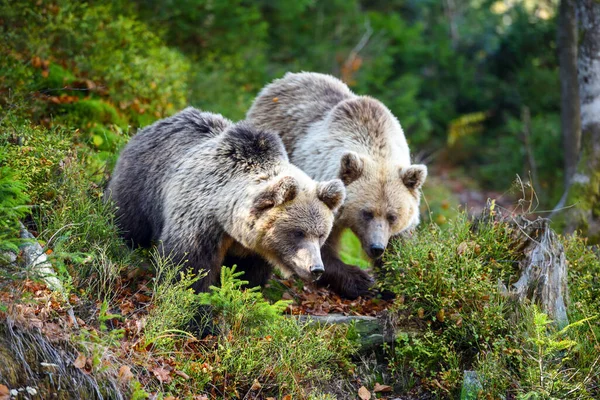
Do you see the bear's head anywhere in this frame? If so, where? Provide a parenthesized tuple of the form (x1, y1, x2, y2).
(251, 174, 346, 281)
(337, 151, 427, 259)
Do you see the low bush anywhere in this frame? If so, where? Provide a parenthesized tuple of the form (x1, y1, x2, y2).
(380, 214, 600, 398)
(160, 267, 358, 398)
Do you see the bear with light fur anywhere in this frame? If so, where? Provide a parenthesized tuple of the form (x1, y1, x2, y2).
(247, 72, 427, 298)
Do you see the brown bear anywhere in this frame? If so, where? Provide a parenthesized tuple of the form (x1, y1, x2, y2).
(247, 72, 427, 298)
(106, 107, 345, 293)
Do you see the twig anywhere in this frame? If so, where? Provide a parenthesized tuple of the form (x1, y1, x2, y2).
(342, 19, 373, 79)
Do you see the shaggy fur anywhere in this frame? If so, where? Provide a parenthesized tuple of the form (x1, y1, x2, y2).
(247, 72, 427, 298)
(107, 107, 345, 292)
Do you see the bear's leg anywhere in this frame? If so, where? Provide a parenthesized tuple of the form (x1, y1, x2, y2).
(159, 227, 231, 337)
(318, 231, 374, 299)
(222, 253, 273, 289)
(158, 226, 230, 293)
(118, 210, 153, 248)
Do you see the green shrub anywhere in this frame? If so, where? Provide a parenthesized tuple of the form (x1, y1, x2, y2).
(515, 307, 598, 399)
(0, 116, 72, 207)
(0, 0, 189, 129)
(169, 266, 356, 398)
(0, 158, 30, 257)
(379, 215, 523, 395)
(381, 215, 600, 398)
(144, 250, 206, 347)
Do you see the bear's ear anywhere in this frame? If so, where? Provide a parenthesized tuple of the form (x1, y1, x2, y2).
(339, 151, 365, 185)
(317, 179, 346, 211)
(400, 164, 427, 191)
(252, 176, 299, 214)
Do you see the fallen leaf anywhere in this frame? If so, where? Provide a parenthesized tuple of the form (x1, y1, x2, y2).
(73, 353, 86, 369)
(31, 56, 42, 69)
(118, 365, 134, 383)
(250, 379, 262, 391)
(152, 366, 172, 383)
(281, 292, 294, 300)
(193, 396, 208, 400)
(358, 386, 371, 400)
(373, 382, 392, 393)
(0, 384, 10, 400)
(282, 395, 291, 400)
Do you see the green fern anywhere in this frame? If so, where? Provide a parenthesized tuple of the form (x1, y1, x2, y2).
(198, 266, 291, 336)
(0, 158, 30, 256)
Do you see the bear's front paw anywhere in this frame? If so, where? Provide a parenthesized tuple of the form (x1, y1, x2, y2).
(324, 264, 374, 300)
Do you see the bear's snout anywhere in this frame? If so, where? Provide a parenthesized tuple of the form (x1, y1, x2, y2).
(368, 243, 385, 259)
(310, 264, 325, 280)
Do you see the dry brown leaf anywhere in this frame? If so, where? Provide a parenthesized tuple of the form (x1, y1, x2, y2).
(31, 56, 42, 69)
(164, 396, 177, 400)
(373, 382, 392, 393)
(152, 366, 172, 383)
(282, 395, 291, 400)
(193, 396, 208, 400)
(281, 292, 294, 300)
(358, 385, 371, 400)
(250, 379, 262, 391)
(73, 352, 86, 369)
(0, 384, 10, 400)
(118, 365, 134, 383)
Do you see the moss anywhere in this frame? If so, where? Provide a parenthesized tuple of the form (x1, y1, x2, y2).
(61, 99, 127, 129)
(563, 140, 600, 242)
(45, 63, 76, 89)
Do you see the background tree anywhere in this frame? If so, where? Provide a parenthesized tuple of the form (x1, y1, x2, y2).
(566, 0, 600, 240)
(558, 0, 580, 189)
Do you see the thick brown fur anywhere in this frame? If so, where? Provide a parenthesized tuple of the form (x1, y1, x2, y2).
(106, 107, 345, 292)
(247, 72, 427, 298)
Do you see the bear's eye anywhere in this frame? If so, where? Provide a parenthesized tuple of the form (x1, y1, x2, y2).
(387, 214, 397, 224)
(293, 230, 305, 239)
(362, 210, 374, 220)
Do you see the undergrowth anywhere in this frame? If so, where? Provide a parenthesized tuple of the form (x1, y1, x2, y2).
(145, 266, 357, 398)
(379, 214, 600, 399)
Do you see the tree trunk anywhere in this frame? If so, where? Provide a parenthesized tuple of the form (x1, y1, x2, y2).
(558, 0, 581, 187)
(569, 0, 600, 241)
(507, 218, 569, 328)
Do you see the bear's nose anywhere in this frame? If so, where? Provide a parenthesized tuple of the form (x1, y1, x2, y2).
(310, 264, 325, 280)
(369, 243, 385, 258)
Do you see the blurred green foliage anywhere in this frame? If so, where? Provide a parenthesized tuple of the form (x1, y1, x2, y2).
(1, 0, 562, 203)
